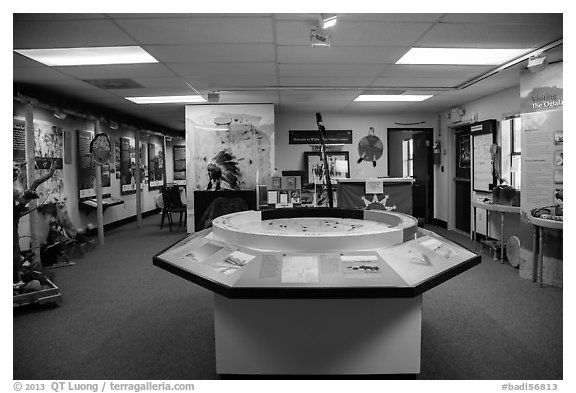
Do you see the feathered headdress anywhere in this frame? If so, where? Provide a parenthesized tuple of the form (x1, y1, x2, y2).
(207, 150, 242, 190)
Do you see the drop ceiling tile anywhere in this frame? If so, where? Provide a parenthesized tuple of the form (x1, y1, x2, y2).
(278, 63, 388, 77)
(279, 76, 375, 87)
(130, 77, 193, 89)
(107, 13, 273, 18)
(114, 17, 274, 44)
(13, 67, 74, 82)
(14, 13, 108, 21)
(382, 65, 493, 78)
(14, 52, 50, 67)
(341, 14, 444, 22)
(13, 20, 137, 49)
(276, 20, 432, 46)
(417, 23, 562, 48)
(206, 76, 278, 88)
(144, 44, 276, 63)
(169, 62, 277, 77)
(440, 13, 562, 25)
(371, 76, 469, 88)
(27, 79, 107, 92)
(277, 46, 409, 64)
(106, 87, 202, 97)
(53, 64, 175, 79)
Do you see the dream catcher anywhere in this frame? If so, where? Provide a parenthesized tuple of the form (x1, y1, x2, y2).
(357, 127, 383, 167)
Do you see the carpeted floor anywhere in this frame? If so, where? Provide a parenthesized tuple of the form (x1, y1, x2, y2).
(13, 215, 562, 380)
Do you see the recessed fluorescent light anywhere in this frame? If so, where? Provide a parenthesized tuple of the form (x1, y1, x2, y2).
(125, 95, 206, 104)
(354, 95, 433, 102)
(321, 14, 338, 29)
(396, 48, 532, 65)
(14, 46, 158, 66)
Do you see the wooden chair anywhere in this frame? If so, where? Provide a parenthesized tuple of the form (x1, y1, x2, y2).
(160, 185, 187, 231)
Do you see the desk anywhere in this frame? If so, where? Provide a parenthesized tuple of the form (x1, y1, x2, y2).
(471, 201, 520, 262)
(529, 216, 563, 287)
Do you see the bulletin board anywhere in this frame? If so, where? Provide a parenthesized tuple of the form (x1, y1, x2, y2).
(472, 131, 496, 192)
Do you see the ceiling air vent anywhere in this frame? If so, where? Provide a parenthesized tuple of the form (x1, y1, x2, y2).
(83, 78, 144, 89)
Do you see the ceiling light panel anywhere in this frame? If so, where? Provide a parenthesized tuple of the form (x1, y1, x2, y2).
(396, 48, 532, 65)
(354, 95, 433, 102)
(125, 95, 206, 104)
(14, 46, 158, 66)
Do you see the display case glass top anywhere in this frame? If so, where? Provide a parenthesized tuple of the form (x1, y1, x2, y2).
(154, 208, 480, 298)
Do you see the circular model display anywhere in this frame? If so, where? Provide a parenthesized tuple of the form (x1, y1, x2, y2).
(211, 208, 418, 252)
(90, 133, 112, 165)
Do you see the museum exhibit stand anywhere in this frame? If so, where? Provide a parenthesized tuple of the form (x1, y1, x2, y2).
(154, 207, 480, 376)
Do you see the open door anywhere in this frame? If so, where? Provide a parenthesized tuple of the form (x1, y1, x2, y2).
(387, 128, 434, 224)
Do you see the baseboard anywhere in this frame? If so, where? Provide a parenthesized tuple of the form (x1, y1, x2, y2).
(430, 218, 448, 229)
(86, 208, 161, 235)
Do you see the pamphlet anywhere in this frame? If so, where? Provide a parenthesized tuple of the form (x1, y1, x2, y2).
(211, 250, 255, 275)
(281, 256, 319, 283)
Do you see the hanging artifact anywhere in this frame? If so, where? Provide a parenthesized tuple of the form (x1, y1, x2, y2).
(357, 127, 383, 167)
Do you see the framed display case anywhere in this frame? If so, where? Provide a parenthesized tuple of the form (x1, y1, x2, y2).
(304, 151, 350, 185)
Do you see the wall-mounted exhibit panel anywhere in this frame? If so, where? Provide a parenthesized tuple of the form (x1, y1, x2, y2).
(154, 208, 480, 375)
(147, 142, 164, 190)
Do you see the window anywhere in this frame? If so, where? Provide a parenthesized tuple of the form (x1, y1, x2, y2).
(501, 117, 521, 189)
(402, 138, 413, 177)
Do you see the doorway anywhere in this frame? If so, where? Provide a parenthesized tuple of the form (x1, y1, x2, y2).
(387, 128, 434, 224)
(453, 126, 471, 233)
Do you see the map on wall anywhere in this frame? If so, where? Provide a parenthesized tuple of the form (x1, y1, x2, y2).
(185, 104, 275, 191)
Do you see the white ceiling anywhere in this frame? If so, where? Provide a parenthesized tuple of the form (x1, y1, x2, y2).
(13, 13, 563, 132)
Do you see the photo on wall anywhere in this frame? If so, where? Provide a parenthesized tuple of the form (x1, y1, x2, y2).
(554, 150, 563, 166)
(304, 151, 350, 185)
(185, 104, 275, 191)
(33, 121, 64, 203)
(554, 131, 563, 145)
(148, 142, 164, 190)
(173, 145, 186, 181)
(554, 169, 563, 184)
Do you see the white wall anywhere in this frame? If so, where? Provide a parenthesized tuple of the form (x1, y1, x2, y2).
(437, 86, 521, 239)
(275, 113, 437, 179)
(14, 102, 170, 246)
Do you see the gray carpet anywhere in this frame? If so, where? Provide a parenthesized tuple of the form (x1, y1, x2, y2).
(13, 216, 562, 380)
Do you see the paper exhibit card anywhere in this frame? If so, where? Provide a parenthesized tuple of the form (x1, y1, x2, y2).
(341, 255, 381, 275)
(419, 238, 458, 259)
(184, 243, 224, 263)
(281, 256, 319, 283)
(211, 250, 256, 275)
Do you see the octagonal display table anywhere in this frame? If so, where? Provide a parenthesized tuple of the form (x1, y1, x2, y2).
(153, 208, 480, 376)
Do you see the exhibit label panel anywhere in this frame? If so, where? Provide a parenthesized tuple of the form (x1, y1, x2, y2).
(518, 63, 563, 286)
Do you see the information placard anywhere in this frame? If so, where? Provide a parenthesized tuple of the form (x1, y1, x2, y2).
(473, 132, 494, 192)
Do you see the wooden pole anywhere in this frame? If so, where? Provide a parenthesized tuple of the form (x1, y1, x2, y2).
(94, 120, 105, 245)
(135, 129, 142, 227)
(24, 102, 40, 264)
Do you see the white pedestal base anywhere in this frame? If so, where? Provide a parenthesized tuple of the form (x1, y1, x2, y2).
(214, 295, 422, 375)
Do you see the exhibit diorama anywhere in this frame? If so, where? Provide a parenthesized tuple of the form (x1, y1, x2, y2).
(12, 11, 563, 382)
